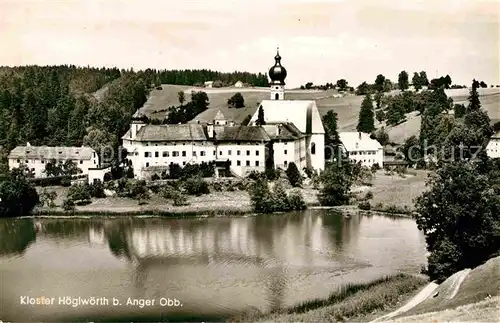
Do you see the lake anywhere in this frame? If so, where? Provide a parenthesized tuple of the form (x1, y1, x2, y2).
(0, 210, 427, 321)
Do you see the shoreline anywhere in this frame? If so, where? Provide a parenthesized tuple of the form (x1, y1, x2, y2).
(24, 204, 414, 220)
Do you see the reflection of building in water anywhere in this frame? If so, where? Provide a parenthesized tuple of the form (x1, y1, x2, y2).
(126, 220, 264, 260)
(88, 227, 106, 245)
(122, 213, 338, 269)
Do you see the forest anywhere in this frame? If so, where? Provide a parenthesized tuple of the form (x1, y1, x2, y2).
(0, 66, 268, 174)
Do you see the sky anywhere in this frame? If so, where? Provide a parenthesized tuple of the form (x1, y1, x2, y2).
(1, 0, 499, 88)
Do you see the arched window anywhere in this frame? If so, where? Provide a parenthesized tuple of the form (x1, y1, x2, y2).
(275, 93, 279, 100)
(311, 142, 316, 155)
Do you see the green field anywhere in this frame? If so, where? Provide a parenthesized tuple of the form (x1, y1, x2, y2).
(142, 85, 500, 143)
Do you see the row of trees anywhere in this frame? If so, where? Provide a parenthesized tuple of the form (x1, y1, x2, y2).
(411, 80, 499, 282)
(150, 69, 268, 87)
(300, 79, 351, 91)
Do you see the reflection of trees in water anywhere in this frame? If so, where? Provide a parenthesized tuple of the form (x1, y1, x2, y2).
(104, 221, 133, 260)
(320, 210, 361, 250)
(0, 219, 36, 256)
(322, 211, 344, 248)
(41, 220, 99, 238)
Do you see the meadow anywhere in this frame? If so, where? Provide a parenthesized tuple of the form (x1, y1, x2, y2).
(142, 85, 500, 144)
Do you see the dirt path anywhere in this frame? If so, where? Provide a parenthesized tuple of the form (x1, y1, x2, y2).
(369, 282, 439, 323)
(371, 268, 472, 322)
(447, 269, 471, 299)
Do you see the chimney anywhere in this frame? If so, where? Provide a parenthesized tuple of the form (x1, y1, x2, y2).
(207, 123, 214, 139)
(277, 124, 281, 136)
(358, 132, 362, 140)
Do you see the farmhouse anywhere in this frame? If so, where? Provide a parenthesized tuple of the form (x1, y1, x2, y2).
(122, 49, 325, 179)
(486, 130, 500, 158)
(339, 132, 384, 167)
(204, 81, 214, 88)
(234, 81, 243, 88)
(8, 145, 99, 178)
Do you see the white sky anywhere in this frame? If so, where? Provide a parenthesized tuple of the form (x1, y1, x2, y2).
(1, 0, 499, 88)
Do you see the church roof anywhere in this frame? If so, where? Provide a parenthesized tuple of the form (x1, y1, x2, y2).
(269, 49, 287, 85)
(250, 100, 325, 134)
(339, 132, 383, 152)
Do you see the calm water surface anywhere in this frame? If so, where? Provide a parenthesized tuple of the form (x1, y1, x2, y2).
(0, 210, 427, 321)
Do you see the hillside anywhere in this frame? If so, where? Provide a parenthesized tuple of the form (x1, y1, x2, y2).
(141, 85, 500, 143)
(377, 255, 500, 322)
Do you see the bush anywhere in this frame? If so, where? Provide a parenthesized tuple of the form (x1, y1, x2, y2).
(151, 173, 160, 181)
(160, 185, 178, 199)
(286, 162, 303, 187)
(265, 167, 280, 181)
(358, 201, 371, 210)
(40, 189, 57, 208)
(182, 176, 210, 196)
(62, 198, 75, 212)
(371, 163, 380, 172)
(303, 167, 316, 179)
(172, 193, 189, 206)
(67, 183, 92, 204)
(247, 170, 266, 181)
(249, 178, 306, 213)
(364, 191, 373, 200)
(318, 163, 354, 206)
(89, 181, 106, 198)
(288, 189, 307, 210)
(168, 163, 182, 179)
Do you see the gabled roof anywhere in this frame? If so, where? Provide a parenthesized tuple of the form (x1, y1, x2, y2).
(189, 109, 231, 124)
(249, 100, 325, 134)
(262, 122, 305, 140)
(8, 146, 96, 160)
(215, 126, 271, 142)
(213, 109, 226, 120)
(131, 124, 208, 142)
(339, 132, 383, 151)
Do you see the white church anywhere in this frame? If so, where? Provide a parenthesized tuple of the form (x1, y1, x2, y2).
(122, 50, 326, 179)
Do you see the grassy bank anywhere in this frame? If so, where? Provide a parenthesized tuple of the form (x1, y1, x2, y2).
(33, 208, 253, 218)
(230, 274, 427, 322)
(32, 169, 430, 218)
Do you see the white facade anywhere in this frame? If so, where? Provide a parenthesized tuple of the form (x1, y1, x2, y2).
(204, 81, 213, 88)
(216, 143, 266, 175)
(234, 81, 243, 88)
(123, 139, 218, 179)
(339, 132, 384, 167)
(249, 100, 326, 172)
(272, 137, 307, 170)
(486, 131, 500, 158)
(88, 167, 112, 184)
(8, 146, 99, 178)
(122, 123, 269, 179)
(270, 84, 285, 100)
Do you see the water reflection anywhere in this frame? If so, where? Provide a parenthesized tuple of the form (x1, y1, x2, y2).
(0, 211, 427, 321)
(0, 219, 36, 256)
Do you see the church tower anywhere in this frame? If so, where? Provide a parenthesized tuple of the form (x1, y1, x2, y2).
(268, 48, 287, 100)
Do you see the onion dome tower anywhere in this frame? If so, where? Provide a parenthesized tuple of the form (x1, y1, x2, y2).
(269, 48, 287, 100)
